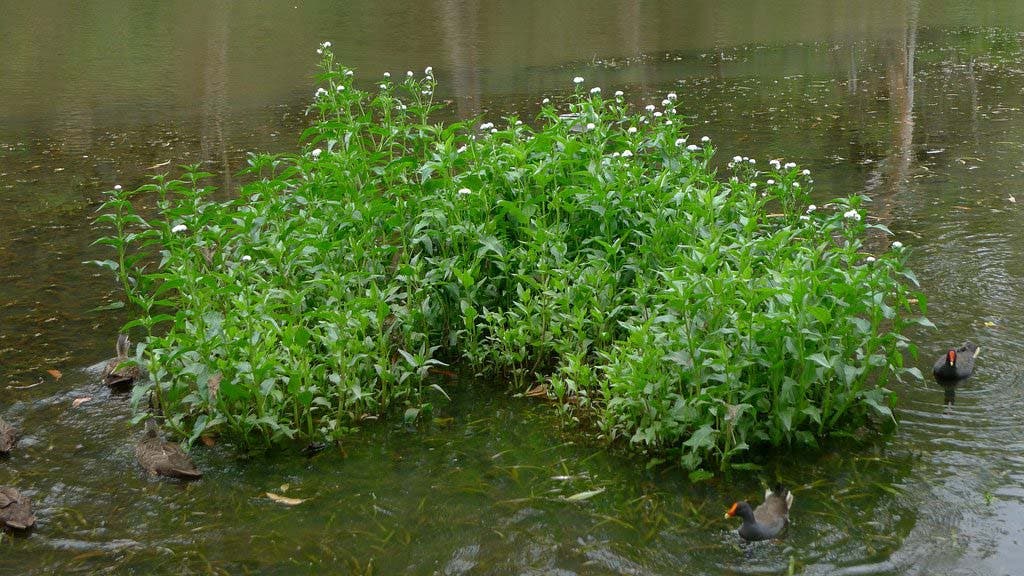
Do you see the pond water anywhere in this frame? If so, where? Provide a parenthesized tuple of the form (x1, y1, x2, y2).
(3, 1, 1024, 573)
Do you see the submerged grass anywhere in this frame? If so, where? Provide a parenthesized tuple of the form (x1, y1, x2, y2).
(92, 45, 928, 474)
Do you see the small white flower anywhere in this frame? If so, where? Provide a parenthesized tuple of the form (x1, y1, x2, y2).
(802, 169, 811, 176)
(645, 104, 656, 112)
(171, 224, 188, 234)
(421, 89, 432, 95)
(322, 41, 332, 48)
(667, 92, 678, 100)
(515, 120, 523, 126)
(627, 127, 637, 134)
(784, 162, 797, 169)
(316, 48, 323, 55)
(344, 70, 353, 77)
(614, 90, 624, 97)
(311, 148, 322, 158)
(573, 76, 584, 84)
(767, 179, 775, 185)
(490, 128, 498, 134)
(336, 85, 345, 92)
(379, 83, 387, 89)
(590, 87, 601, 94)
(398, 104, 407, 110)
(730, 176, 739, 183)
(892, 241, 904, 249)
(384, 72, 391, 78)
(542, 98, 550, 104)
(793, 182, 800, 188)
(687, 144, 700, 151)
(457, 187, 472, 195)
(241, 255, 252, 262)
(586, 122, 596, 130)
(748, 158, 756, 164)
(665, 120, 673, 126)
(612, 152, 620, 158)
(424, 66, 433, 75)
(653, 111, 663, 118)
(750, 182, 758, 188)
(621, 150, 634, 157)
(675, 138, 686, 146)
(406, 70, 414, 77)
(662, 99, 672, 106)
(843, 209, 861, 221)
(770, 159, 781, 169)
(807, 204, 817, 213)
(799, 215, 810, 221)
(866, 256, 877, 263)
(733, 155, 743, 163)
(114, 184, 122, 191)
(456, 145, 467, 153)
(701, 136, 710, 143)
(480, 122, 494, 130)
(315, 87, 328, 98)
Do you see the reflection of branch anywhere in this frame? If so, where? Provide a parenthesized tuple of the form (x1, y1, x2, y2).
(201, 0, 231, 191)
(866, 0, 918, 231)
(439, 0, 481, 121)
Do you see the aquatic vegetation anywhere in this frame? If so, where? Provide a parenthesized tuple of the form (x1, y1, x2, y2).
(92, 45, 928, 472)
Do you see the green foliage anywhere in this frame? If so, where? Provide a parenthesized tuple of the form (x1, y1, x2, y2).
(92, 45, 927, 469)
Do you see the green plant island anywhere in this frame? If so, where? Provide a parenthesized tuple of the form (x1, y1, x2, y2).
(92, 45, 930, 477)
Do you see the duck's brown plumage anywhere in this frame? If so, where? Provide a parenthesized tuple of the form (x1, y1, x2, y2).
(726, 486, 794, 541)
(0, 487, 36, 531)
(932, 341, 978, 384)
(136, 420, 202, 480)
(0, 417, 17, 455)
(101, 334, 141, 388)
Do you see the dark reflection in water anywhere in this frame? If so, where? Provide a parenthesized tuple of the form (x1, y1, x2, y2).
(3, 1, 1024, 574)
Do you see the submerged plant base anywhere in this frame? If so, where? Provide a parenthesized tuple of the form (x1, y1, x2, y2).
(92, 47, 928, 473)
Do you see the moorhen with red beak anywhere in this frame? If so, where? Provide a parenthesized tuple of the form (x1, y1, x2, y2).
(932, 341, 978, 384)
(725, 486, 794, 541)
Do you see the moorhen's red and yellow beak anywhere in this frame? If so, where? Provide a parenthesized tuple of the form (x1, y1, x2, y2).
(947, 350, 956, 367)
(725, 502, 738, 519)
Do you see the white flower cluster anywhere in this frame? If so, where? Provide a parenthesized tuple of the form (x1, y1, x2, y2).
(843, 209, 862, 221)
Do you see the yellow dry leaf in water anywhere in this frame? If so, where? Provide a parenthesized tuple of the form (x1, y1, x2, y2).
(984, 321, 996, 327)
(47, 369, 62, 380)
(266, 492, 305, 506)
(71, 397, 92, 408)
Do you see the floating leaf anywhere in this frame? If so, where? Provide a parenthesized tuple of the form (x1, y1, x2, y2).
(266, 492, 305, 506)
(47, 369, 62, 380)
(71, 396, 92, 408)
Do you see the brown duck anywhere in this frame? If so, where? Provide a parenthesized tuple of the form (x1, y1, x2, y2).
(0, 417, 17, 455)
(725, 486, 794, 541)
(0, 487, 36, 531)
(101, 334, 141, 388)
(136, 419, 202, 480)
(932, 341, 978, 384)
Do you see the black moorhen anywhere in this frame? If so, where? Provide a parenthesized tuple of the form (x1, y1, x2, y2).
(725, 486, 794, 541)
(932, 341, 978, 384)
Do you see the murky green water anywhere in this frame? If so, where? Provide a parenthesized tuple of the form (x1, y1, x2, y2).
(3, 1, 1024, 573)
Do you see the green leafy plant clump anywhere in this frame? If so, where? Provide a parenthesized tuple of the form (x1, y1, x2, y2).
(93, 44, 929, 472)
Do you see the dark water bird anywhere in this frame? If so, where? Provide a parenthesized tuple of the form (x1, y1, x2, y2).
(725, 486, 794, 541)
(136, 419, 202, 480)
(101, 333, 141, 388)
(0, 487, 36, 531)
(0, 417, 17, 455)
(932, 341, 978, 384)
